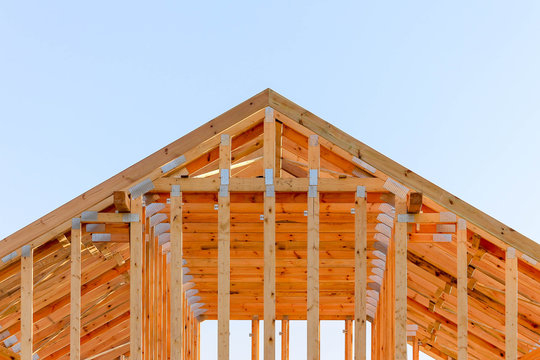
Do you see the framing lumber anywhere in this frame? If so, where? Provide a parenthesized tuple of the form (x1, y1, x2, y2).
(307, 134, 320, 360)
(252, 316, 259, 360)
(457, 219, 468, 359)
(505, 247, 517, 360)
(114, 191, 131, 212)
(171, 187, 183, 360)
(345, 319, 353, 360)
(20, 245, 33, 360)
(130, 197, 143, 360)
(71, 218, 82, 360)
(281, 318, 289, 360)
(218, 134, 231, 360)
(407, 192, 423, 214)
(395, 197, 407, 360)
(354, 186, 367, 360)
(263, 107, 276, 360)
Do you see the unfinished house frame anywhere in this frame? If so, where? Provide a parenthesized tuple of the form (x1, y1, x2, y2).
(0, 89, 539, 360)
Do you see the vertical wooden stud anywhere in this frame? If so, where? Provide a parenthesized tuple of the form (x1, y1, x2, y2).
(307, 134, 320, 360)
(71, 218, 82, 360)
(281, 318, 289, 360)
(354, 186, 367, 360)
(345, 319, 353, 360)
(218, 134, 231, 360)
(264, 107, 276, 360)
(130, 197, 143, 360)
(505, 247, 518, 360)
(171, 186, 184, 360)
(252, 316, 260, 360)
(413, 337, 419, 360)
(21, 245, 33, 360)
(457, 218, 468, 359)
(394, 198, 407, 360)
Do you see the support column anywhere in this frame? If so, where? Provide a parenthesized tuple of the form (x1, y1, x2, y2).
(345, 320, 353, 360)
(21, 245, 33, 360)
(71, 218, 82, 360)
(354, 186, 367, 360)
(412, 337, 419, 360)
(307, 134, 320, 360)
(130, 197, 143, 360)
(281, 318, 289, 360)
(264, 107, 276, 360)
(505, 247, 518, 360)
(394, 198, 407, 360)
(171, 185, 184, 360)
(457, 218, 468, 359)
(218, 134, 231, 360)
(252, 316, 260, 360)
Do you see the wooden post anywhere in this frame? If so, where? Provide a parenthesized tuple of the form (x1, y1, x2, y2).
(252, 316, 260, 360)
(71, 218, 82, 360)
(394, 198, 407, 360)
(354, 186, 367, 360)
(130, 197, 143, 360)
(412, 337, 419, 360)
(218, 134, 231, 360)
(457, 219, 468, 359)
(264, 107, 276, 360)
(281, 318, 289, 360)
(307, 134, 320, 360)
(505, 247, 518, 360)
(345, 320, 353, 360)
(171, 186, 183, 359)
(21, 245, 33, 360)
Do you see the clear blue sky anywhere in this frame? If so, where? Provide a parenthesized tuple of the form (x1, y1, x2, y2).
(1, 2, 539, 359)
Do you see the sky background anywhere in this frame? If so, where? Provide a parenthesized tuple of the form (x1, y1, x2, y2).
(1, 1, 540, 359)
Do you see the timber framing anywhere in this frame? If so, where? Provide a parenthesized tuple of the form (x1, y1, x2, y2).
(0, 89, 538, 359)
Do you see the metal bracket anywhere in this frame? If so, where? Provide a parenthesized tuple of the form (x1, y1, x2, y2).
(265, 184, 275, 197)
(92, 233, 111, 242)
(308, 185, 317, 198)
(309, 169, 318, 186)
(161, 155, 186, 173)
(397, 214, 415, 223)
(171, 184, 181, 197)
(129, 178, 155, 199)
(21, 245, 31, 257)
(220, 169, 230, 185)
(356, 185, 366, 198)
(122, 213, 140, 222)
(351, 156, 377, 173)
(72, 217, 82, 229)
(265, 168, 274, 185)
(81, 211, 98, 222)
(433, 234, 452, 243)
(440, 212, 457, 222)
(219, 184, 229, 197)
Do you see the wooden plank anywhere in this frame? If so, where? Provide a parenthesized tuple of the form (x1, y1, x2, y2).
(264, 107, 276, 360)
(281, 318, 289, 360)
(354, 186, 367, 360)
(20, 245, 33, 360)
(457, 219, 468, 360)
(113, 191, 131, 212)
(407, 192, 423, 214)
(268, 89, 540, 262)
(275, 121, 283, 178)
(171, 188, 184, 360)
(130, 197, 143, 360)
(0, 89, 270, 259)
(345, 319, 353, 360)
(505, 247, 517, 360)
(307, 134, 320, 360)
(71, 218, 82, 360)
(252, 316, 260, 360)
(395, 198, 407, 360)
(412, 337, 419, 360)
(218, 134, 231, 360)
(521, 347, 540, 360)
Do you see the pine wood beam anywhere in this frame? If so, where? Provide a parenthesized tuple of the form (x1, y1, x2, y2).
(218, 134, 231, 360)
(171, 186, 183, 360)
(412, 337, 419, 360)
(505, 247, 517, 360)
(252, 316, 260, 360)
(20, 245, 33, 360)
(395, 197, 407, 360)
(130, 197, 143, 360)
(407, 192, 423, 214)
(71, 218, 82, 360)
(354, 186, 367, 360)
(457, 219, 468, 360)
(307, 134, 320, 360)
(281, 318, 289, 360)
(264, 107, 276, 360)
(345, 319, 353, 360)
(113, 191, 131, 213)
